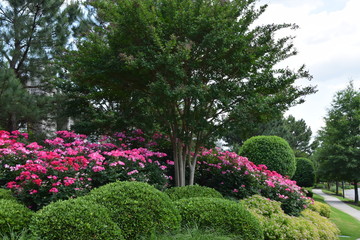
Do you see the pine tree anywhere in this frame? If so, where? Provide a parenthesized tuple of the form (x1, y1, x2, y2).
(0, 0, 83, 131)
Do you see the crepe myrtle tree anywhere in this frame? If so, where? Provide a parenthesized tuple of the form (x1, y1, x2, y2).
(65, 0, 316, 186)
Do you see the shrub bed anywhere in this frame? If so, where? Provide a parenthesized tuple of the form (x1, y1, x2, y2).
(175, 197, 263, 239)
(165, 185, 223, 201)
(0, 130, 172, 210)
(85, 181, 181, 239)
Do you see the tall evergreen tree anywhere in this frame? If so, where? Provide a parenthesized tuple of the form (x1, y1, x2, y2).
(316, 82, 360, 203)
(0, 67, 40, 130)
(0, 0, 83, 131)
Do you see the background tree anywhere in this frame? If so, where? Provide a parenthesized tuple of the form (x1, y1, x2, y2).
(316, 82, 360, 203)
(225, 115, 313, 157)
(0, 0, 83, 131)
(292, 157, 315, 187)
(64, 0, 316, 186)
(0, 67, 40, 130)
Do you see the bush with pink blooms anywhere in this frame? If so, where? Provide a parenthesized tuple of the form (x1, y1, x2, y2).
(0, 130, 172, 210)
(195, 149, 311, 216)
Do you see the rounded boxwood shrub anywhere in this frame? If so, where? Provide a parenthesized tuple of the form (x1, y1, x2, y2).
(0, 199, 33, 235)
(165, 185, 223, 201)
(29, 198, 123, 240)
(85, 181, 181, 239)
(0, 188, 17, 201)
(308, 201, 331, 218)
(175, 197, 263, 239)
(239, 136, 296, 177)
(292, 158, 315, 187)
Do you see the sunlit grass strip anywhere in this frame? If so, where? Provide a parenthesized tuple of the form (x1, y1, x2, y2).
(313, 193, 360, 240)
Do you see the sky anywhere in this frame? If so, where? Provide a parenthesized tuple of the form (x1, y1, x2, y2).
(256, 0, 360, 136)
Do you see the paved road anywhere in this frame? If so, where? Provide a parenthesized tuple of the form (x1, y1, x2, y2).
(312, 189, 360, 221)
(344, 188, 360, 201)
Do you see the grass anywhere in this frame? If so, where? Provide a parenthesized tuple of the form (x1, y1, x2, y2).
(322, 189, 360, 211)
(313, 193, 360, 240)
(146, 227, 240, 240)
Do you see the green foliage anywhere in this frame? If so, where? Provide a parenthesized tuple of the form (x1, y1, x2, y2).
(0, 68, 41, 131)
(29, 198, 123, 240)
(0, 0, 84, 131)
(175, 197, 263, 240)
(165, 185, 223, 201)
(64, 0, 315, 186)
(301, 209, 339, 239)
(292, 158, 315, 187)
(242, 195, 339, 240)
(308, 201, 331, 218)
(239, 136, 296, 177)
(315, 82, 360, 195)
(85, 181, 181, 239)
(0, 188, 17, 201)
(0, 200, 33, 235)
(226, 115, 313, 157)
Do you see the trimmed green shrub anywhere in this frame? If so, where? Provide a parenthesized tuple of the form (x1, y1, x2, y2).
(29, 198, 123, 240)
(241, 195, 308, 240)
(239, 136, 296, 177)
(292, 158, 315, 187)
(175, 197, 263, 240)
(0, 188, 17, 201)
(0, 199, 33, 235)
(242, 195, 339, 240)
(301, 209, 339, 239)
(85, 181, 181, 239)
(308, 201, 331, 218)
(165, 185, 223, 201)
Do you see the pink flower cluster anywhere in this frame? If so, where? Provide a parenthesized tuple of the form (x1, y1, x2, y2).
(0, 130, 170, 210)
(197, 148, 311, 215)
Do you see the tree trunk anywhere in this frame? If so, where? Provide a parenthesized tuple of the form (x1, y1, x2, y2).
(173, 139, 186, 187)
(342, 181, 345, 198)
(354, 181, 359, 204)
(7, 113, 17, 132)
(188, 154, 198, 186)
(336, 181, 339, 195)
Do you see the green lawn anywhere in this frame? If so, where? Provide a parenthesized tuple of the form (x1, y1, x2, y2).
(313, 193, 360, 240)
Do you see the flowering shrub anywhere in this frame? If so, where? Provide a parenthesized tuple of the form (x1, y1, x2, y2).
(195, 149, 311, 216)
(0, 130, 172, 210)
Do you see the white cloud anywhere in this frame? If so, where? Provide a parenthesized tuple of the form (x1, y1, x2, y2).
(256, 0, 360, 135)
